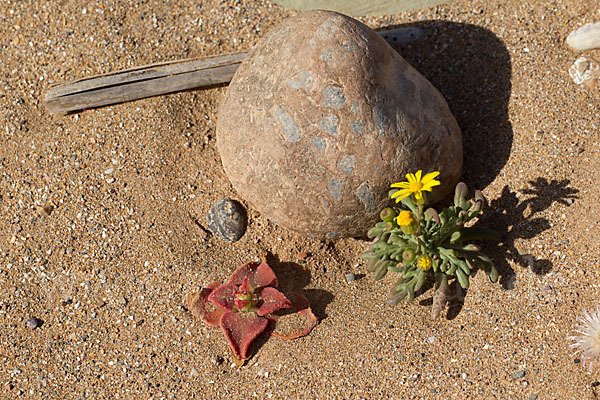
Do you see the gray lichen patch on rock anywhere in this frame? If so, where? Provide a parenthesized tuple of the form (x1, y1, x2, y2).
(328, 178, 342, 201)
(319, 48, 333, 62)
(288, 71, 314, 89)
(337, 155, 355, 175)
(319, 114, 339, 136)
(311, 137, 327, 150)
(351, 121, 363, 135)
(356, 182, 377, 212)
(322, 86, 345, 109)
(273, 105, 301, 142)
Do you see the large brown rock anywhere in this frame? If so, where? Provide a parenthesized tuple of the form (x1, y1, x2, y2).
(217, 10, 462, 239)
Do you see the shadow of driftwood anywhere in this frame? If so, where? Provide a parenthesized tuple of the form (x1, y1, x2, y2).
(380, 21, 512, 190)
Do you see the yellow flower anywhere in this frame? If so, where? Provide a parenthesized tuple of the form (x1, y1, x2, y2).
(417, 255, 432, 270)
(396, 210, 415, 227)
(390, 170, 441, 205)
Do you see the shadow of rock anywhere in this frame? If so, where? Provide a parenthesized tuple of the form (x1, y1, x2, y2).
(380, 21, 512, 190)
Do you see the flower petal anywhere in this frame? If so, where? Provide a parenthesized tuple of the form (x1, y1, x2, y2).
(414, 170, 422, 182)
(390, 188, 411, 199)
(393, 192, 411, 202)
(229, 261, 278, 289)
(271, 293, 318, 340)
(185, 282, 224, 326)
(414, 191, 424, 201)
(422, 179, 441, 191)
(390, 182, 410, 189)
(257, 287, 292, 316)
(406, 173, 416, 183)
(421, 171, 440, 184)
(207, 282, 238, 311)
(220, 311, 269, 360)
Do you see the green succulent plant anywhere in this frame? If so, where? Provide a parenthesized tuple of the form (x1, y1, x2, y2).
(361, 172, 500, 319)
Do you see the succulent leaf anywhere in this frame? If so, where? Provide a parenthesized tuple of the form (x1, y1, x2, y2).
(184, 282, 224, 326)
(454, 182, 468, 206)
(229, 261, 278, 290)
(456, 269, 470, 289)
(271, 293, 318, 339)
(208, 282, 239, 311)
(220, 311, 269, 360)
(256, 287, 292, 316)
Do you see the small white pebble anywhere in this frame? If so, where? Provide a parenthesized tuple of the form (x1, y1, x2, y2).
(428, 336, 435, 343)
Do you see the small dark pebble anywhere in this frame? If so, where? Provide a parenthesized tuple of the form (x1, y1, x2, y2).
(398, 355, 405, 361)
(513, 370, 526, 379)
(574, 358, 581, 364)
(61, 299, 73, 306)
(212, 355, 224, 366)
(206, 199, 247, 243)
(37, 205, 54, 217)
(388, 324, 395, 329)
(26, 317, 43, 330)
(592, 381, 600, 387)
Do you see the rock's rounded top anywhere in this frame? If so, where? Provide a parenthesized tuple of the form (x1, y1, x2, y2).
(217, 10, 462, 239)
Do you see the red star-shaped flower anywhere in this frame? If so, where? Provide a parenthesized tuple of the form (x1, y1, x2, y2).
(186, 261, 318, 361)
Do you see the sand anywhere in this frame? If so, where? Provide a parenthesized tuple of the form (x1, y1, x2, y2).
(1, 0, 599, 398)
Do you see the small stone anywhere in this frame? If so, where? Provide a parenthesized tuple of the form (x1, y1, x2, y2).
(513, 370, 526, 379)
(569, 56, 599, 88)
(206, 199, 247, 243)
(118, 296, 127, 306)
(345, 273, 356, 283)
(529, 395, 538, 400)
(566, 198, 573, 205)
(25, 317, 42, 330)
(567, 22, 600, 51)
(592, 381, 600, 387)
(190, 368, 200, 378)
(37, 205, 54, 217)
(296, 251, 309, 259)
(211, 355, 224, 366)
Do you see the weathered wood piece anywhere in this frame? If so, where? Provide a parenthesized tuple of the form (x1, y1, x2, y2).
(43, 28, 422, 114)
(44, 53, 247, 114)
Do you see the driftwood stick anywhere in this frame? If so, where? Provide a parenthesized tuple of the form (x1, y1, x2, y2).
(44, 52, 247, 114)
(43, 27, 423, 114)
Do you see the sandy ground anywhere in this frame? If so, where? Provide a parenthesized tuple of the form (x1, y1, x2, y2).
(1, 0, 600, 398)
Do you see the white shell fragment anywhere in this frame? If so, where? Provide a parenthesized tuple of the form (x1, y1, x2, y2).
(569, 56, 599, 88)
(566, 22, 600, 51)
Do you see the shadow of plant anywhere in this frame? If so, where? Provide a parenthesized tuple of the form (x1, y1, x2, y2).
(482, 179, 578, 287)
